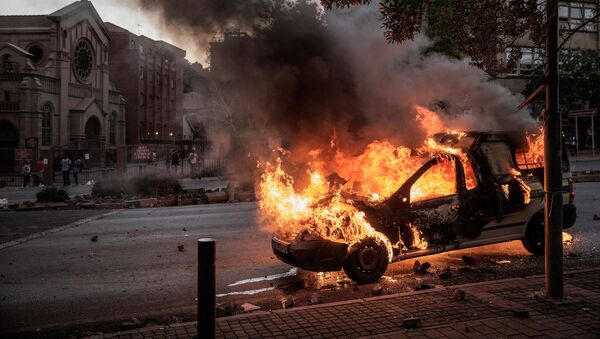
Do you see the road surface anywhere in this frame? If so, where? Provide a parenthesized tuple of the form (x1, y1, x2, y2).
(0, 183, 599, 337)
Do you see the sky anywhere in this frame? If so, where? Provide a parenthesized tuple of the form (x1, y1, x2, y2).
(0, 0, 203, 62)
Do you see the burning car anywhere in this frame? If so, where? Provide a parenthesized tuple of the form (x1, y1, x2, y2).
(268, 131, 576, 283)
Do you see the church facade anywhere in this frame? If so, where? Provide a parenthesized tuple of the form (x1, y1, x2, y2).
(0, 0, 125, 177)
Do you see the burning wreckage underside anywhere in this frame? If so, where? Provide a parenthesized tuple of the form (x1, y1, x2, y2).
(266, 131, 577, 284)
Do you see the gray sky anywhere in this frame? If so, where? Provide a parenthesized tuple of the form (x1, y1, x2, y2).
(0, 0, 203, 62)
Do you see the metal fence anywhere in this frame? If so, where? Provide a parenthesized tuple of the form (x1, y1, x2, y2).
(0, 143, 226, 187)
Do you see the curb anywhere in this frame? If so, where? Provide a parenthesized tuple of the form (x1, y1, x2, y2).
(0, 210, 119, 251)
(93, 267, 600, 339)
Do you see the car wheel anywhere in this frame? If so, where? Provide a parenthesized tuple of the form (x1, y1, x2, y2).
(343, 238, 389, 284)
(522, 213, 544, 255)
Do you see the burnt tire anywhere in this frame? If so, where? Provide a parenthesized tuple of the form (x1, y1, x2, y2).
(522, 213, 544, 255)
(343, 238, 389, 284)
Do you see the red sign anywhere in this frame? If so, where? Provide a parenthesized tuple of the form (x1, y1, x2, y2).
(132, 145, 152, 161)
(14, 148, 33, 161)
(568, 108, 597, 118)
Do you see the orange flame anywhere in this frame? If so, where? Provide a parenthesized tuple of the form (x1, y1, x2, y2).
(258, 104, 527, 257)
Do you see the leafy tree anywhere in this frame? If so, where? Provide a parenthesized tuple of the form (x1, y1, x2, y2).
(525, 49, 600, 113)
(322, 0, 546, 76)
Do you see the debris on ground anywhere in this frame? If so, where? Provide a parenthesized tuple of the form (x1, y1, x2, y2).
(413, 260, 431, 274)
(414, 283, 435, 291)
(402, 317, 421, 328)
(216, 302, 237, 317)
(310, 293, 322, 305)
(458, 266, 475, 274)
(453, 289, 466, 301)
(281, 295, 295, 309)
(23, 201, 35, 207)
(495, 260, 511, 265)
(461, 255, 476, 266)
(241, 303, 261, 312)
(372, 284, 384, 296)
(439, 268, 452, 280)
(0, 198, 8, 208)
(183, 227, 187, 231)
(593, 214, 600, 220)
(90, 235, 98, 242)
(511, 308, 530, 318)
(530, 290, 546, 300)
(566, 253, 582, 258)
(120, 317, 142, 330)
(177, 244, 185, 252)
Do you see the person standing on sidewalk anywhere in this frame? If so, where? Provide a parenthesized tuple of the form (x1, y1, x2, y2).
(21, 160, 31, 188)
(73, 156, 82, 185)
(61, 155, 71, 186)
(37, 157, 46, 186)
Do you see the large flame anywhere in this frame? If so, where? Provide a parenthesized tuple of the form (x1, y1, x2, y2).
(516, 128, 544, 168)
(258, 105, 527, 258)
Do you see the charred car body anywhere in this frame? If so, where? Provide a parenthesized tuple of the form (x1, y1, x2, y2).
(272, 132, 577, 283)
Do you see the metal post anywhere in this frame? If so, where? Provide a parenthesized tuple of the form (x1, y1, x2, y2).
(592, 115, 595, 157)
(575, 117, 578, 152)
(198, 238, 216, 338)
(544, 0, 563, 299)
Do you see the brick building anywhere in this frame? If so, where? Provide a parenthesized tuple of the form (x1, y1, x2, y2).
(106, 22, 185, 145)
(0, 0, 126, 178)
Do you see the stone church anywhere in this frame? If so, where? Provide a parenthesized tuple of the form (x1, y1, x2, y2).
(0, 0, 125, 175)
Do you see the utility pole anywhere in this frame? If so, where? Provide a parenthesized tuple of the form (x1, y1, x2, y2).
(544, 0, 563, 299)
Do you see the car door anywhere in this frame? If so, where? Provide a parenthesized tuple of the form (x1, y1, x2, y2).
(407, 156, 462, 246)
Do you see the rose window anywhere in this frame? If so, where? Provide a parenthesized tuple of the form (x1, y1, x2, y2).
(73, 39, 93, 81)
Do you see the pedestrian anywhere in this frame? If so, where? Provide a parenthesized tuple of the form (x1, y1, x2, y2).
(73, 156, 82, 185)
(586, 125, 593, 148)
(171, 151, 180, 175)
(188, 150, 197, 178)
(21, 160, 31, 188)
(561, 132, 570, 172)
(61, 155, 72, 186)
(37, 157, 46, 186)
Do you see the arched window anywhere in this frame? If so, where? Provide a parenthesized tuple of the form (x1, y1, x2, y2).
(109, 112, 117, 145)
(41, 102, 52, 146)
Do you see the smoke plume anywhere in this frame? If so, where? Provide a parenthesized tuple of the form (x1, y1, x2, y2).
(135, 0, 536, 178)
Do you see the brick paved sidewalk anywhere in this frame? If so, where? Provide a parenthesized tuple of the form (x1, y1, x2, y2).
(90, 268, 600, 339)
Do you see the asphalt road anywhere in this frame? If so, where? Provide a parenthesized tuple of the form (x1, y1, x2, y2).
(0, 202, 287, 337)
(0, 210, 107, 244)
(0, 183, 599, 337)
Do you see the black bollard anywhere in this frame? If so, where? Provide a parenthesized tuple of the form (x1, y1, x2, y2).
(198, 238, 216, 338)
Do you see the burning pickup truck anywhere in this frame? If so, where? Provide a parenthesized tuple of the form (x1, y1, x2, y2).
(268, 131, 576, 283)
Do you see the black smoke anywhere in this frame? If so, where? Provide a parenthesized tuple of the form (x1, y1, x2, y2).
(135, 0, 534, 180)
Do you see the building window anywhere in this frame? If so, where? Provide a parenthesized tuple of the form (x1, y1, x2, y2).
(27, 44, 44, 64)
(109, 112, 117, 145)
(170, 79, 174, 89)
(156, 72, 160, 83)
(139, 66, 145, 79)
(73, 39, 94, 82)
(140, 122, 145, 138)
(149, 94, 153, 107)
(4, 91, 9, 101)
(41, 102, 52, 146)
(140, 92, 144, 106)
(129, 40, 135, 49)
(559, 2, 598, 31)
(506, 47, 543, 76)
(139, 44, 144, 54)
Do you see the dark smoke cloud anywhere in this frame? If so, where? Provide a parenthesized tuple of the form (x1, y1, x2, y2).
(135, 0, 535, 179)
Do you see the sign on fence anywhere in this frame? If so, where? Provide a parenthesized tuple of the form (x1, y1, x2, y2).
(133, 145, 152, 161)
(14, 148, 33, 161)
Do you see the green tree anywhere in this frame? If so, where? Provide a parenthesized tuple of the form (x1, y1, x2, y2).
(322, 0, 546, 76)
(523, 49, 600, 113)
